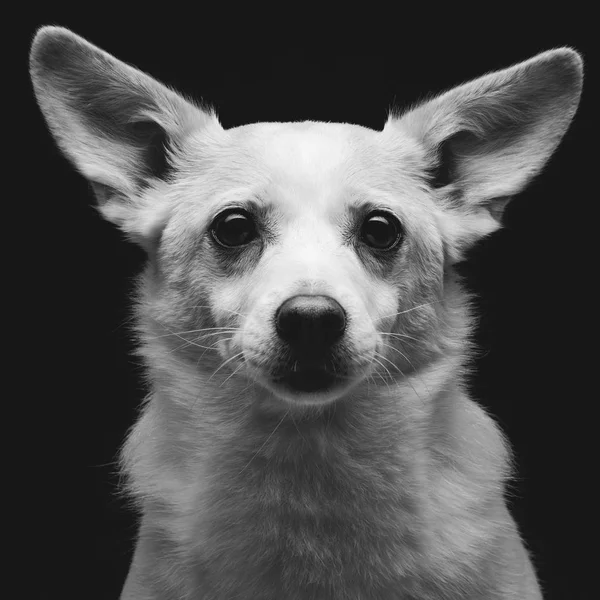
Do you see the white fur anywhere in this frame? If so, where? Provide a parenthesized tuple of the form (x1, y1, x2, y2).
(30, 26, 583, 599)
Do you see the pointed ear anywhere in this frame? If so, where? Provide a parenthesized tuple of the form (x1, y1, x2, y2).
(387, 48, 583, 251)
(30, 26, 219, 245)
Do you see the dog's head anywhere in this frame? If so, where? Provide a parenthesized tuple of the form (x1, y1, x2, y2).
(31, 27, 582, 405)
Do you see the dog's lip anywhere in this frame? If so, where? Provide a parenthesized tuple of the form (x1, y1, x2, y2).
(272, 365, 339, 393)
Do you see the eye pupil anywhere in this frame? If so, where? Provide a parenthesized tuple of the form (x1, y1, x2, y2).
(361, 212, 402, 250)
(212, 210, 256, 247)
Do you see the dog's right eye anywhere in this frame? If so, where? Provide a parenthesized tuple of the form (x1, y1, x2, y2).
(211, 209, 258, 248)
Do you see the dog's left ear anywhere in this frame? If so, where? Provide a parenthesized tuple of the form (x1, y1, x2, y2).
(388, 48, 583, 253)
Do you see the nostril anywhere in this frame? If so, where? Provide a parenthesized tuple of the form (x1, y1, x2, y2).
(275, 295, 346, 349)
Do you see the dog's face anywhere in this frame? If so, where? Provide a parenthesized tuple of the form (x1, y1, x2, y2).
(30, 28, 583, 406)
(155, 121, 446, 404)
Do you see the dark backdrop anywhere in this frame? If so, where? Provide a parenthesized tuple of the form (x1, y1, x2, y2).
(22, 14, 593, 600)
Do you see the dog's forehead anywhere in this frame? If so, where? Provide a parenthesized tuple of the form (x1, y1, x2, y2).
(219, 121, 423, 200)
(242, 122, 426, 209)
(229, 121, 377, 177)
(179, 120, 428, 224)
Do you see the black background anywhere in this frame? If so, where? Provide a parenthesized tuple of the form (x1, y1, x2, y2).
(21, 13, 593, 600)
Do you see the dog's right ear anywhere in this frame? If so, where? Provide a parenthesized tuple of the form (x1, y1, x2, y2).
(30, 26, 218, 246)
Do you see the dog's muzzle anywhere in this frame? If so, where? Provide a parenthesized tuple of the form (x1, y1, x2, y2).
(273, 295, 346, 393)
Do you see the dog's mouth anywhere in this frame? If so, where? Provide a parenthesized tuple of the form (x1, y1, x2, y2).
(247, 351, 368, 403)
(273, 365, 339, 393)
(267, 354, 347, 395)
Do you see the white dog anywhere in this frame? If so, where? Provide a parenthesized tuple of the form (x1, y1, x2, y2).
(30, 26, 582, 599)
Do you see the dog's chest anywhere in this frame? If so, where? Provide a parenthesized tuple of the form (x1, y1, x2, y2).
(188, 430, 443, 599)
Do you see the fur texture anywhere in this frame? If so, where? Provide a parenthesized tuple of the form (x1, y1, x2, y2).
(30, 26, 583, 599)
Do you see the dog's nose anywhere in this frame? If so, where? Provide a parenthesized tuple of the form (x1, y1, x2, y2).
(275, 295, 346, 352)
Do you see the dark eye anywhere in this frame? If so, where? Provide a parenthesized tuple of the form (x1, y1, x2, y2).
(211, 209, 257, 248)
(360, 211, 403, 250)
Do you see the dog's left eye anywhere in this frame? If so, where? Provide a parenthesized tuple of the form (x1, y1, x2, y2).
(360, 211, 403, 251)
(211, 209, 258, 248)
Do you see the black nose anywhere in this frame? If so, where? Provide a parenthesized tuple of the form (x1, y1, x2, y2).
(275, 295, 346, 353)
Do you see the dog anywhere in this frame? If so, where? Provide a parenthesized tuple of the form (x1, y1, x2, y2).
(30, 26, 582, 599)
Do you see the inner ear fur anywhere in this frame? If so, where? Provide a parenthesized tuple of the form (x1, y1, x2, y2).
(30, 26, 216, 200)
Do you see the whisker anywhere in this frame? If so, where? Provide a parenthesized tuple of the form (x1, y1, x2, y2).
(200, 337, 236, 363)
(380, 331, 420, 344)
(190, 304, 247, 319)
(156, 324, 220, 352)
(290, 410, 309, 446)
(379, 341, 432, 399)
(169, 336, 235, 355)
(375, 350, 427, 406)
(370, 355, 394, 392)
(112, 313, 137, 333)
(196, 330, 240, 340)
(379, 341, 412, 364)
(373, 352, 401, 376)
(238, 409, 290, 475)
(379, 300, 441, 320)
(169, 340, 195, 354)
(209, 351, 245, 381)
(147, 326, 239, 341)
(219, 360, 247, 388)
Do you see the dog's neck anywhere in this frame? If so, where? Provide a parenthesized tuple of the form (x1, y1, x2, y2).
(123, 347, 510, 597)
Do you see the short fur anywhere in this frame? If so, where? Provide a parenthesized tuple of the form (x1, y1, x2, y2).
(30, 27, 583, 599)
